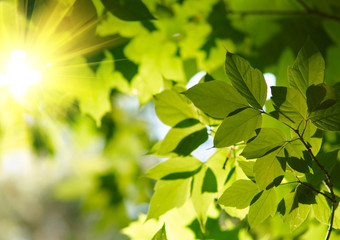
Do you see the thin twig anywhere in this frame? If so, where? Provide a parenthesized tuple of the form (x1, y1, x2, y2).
(326, 203, 335, 240)
(295, 178, 333, 202)
(223, 145, 234, 169)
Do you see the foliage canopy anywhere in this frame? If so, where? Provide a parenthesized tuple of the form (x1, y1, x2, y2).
(0, 0, 340, 240)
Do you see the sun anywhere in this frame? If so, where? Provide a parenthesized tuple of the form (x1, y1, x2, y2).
(0, 49, 42, 97)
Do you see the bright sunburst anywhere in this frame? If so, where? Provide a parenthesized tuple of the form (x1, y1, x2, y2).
(0, 0, 118, 102)
(0, 49, 42, 97)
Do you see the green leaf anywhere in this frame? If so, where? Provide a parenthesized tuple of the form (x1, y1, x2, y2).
(154, 89, 199, 127)
(173, 127, 208, 156)
(147, 179, 191, 220)
(296, 184, 316, 204)
(101, 0, 156, 21)
(286, 156, 310, 174)
(225, 52, 267, 109)
(218, 179, 259, 209)
(237, 158, 255, 180)
(157, 121, 207, 156)
(308, 83, 340, 131)
(306, 84, 336, 113)
(282, 192, 311, 231)
(248, 188, 277, 228)
(254, 149, 285, 190)
(144, 156, 202, 180)
(184, 80, 248, 118)
(205, 149, 233, 190)
(242, 128, 286, 159)
(271, 87, 307, 128)
(287, 38, 325, 98)
(312, 194, 331, 225)
(201, 167, 218, 193)
(191, 166, 216, 228)
(152, 224, 168, 240)
(214, 108, 262, 148)
(306, 151, 339, 191)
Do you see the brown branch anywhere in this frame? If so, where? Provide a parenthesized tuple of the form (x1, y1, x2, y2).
(295, 179, 333, 202)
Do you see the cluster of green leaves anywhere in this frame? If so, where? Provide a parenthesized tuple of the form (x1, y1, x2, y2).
(139, 39, 340, 239)
(4, 0, 340, 238)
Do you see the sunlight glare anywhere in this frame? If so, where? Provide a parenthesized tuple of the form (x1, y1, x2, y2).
(0, 49, 42, 97)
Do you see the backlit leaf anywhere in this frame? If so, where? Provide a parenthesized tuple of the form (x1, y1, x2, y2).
(308, 83, 340, 131)
(282, 192, 311, 231)
(144, 156, 202, 180)
(184, 80, 248, 118)
(225, 52, 267, 109)
(218, 179, 259, 209)
(287, 38, 324, 98)
(214, 108, 262, 148)
(154, 89, 199, 127)
(248, 188, 277, 228)
(157, 121, 207, 156)
(271, 87, 307, 128)
(312, 194, 331, 225)
(242, 128, 286, 159)
(254, 149, 285, 190)
(191, 166, 216, 228)
(147, 179, 191, 220)
(152, 224, 168, 240)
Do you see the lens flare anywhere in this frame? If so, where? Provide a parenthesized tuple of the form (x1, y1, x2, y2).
(0, 49, 42, 97)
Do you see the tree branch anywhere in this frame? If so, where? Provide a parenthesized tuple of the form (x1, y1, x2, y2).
(294, 129, 336, 240)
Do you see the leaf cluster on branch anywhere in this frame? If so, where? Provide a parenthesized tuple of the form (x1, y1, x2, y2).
(146, 39, 340, 240)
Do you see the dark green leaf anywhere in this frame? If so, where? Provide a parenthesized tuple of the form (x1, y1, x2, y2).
(287, 38, 325, 98)
(296, 184, 316, 204)
(173, 128, 208, 156)
(184, 80, 248, 118)
(308, 83, 340, 131)
(306, 84, 336, 112)
(101, 0, 156, 21)
(218, 179, 259, 209)
(201, 168, 218, 193)
(306, 150, 339, 186)
(152, 224, 168, 240)
(225, 52, 267, 109)
(242, 128, 286, 159)
(156, 122, 206, 156)
(214, 108, 262, 148)
(286, 156, 310, 174)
